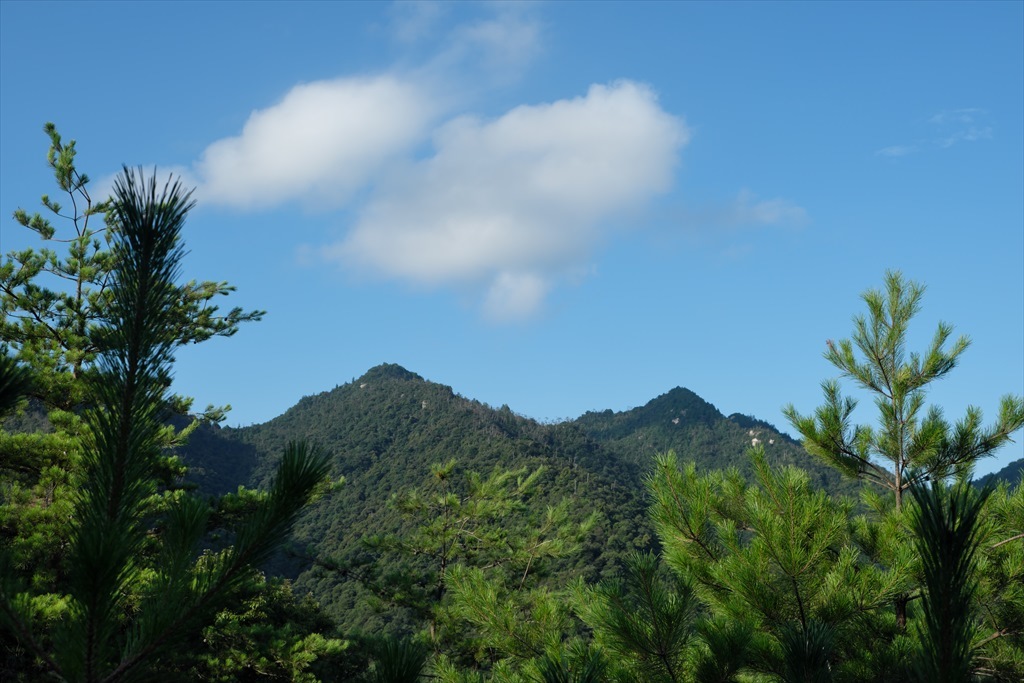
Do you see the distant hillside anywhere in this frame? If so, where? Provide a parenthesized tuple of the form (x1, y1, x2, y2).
(176, 364, 859, 633)
(978, 457, 1024, 488)
(183, 364, 648, 633)
(175, 415, 261, 496)
(573, 387, 856, 495)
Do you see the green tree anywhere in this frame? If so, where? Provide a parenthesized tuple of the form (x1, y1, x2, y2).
(644, 449, 903, 681)
(783, 271, 1024, 511)
(358, 636, 430, 683)
(1, 123, 262, 416)
(329, 459, 596, 678)
(178, 575, 350, 682)
(0, 125, 263, 610)
(0, 168, 330, 682)
(561, 273, 1023, 682)
(572, 550, 698, 683)
(968, 481, 1024, 679)
(0, 354, 33, 415)
(907, 479, 992, 682)
(783, 272, 1024, 633)
(531, 644, 607, 683)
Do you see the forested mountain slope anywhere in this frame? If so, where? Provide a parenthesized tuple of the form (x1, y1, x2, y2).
(978, 457, 1024, 488)
(573, 386, 858, 495)
(177, 363, 857, 632)
(182, 364, 645, 632)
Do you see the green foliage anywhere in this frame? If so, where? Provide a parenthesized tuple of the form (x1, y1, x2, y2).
(531, 642, 607, 683)
(144, 270, 1019, 681)
(0, 167, 330, 682)
(181, 576, 350, 683)
(1, 124, 262, 416)
(907, 480, 991, 682)
(577, 387, 856, 498)
(643, 448, 908, 681)
(779, 270, 1024, 670)
(53, 169, 199, 682)
(690, 617, 755, 683)
(444, 564, 577, 676)
(784, 271, 1024, 509)
(212, 366, 645, 636)
(3, 124, 113, 412)
(973, 481, 1024, 679)
(327, 458, 596, 676)
(183, 360, 858, 640)
(777, 619, 836, 683)
(0, 127, 266, 661)
(359, 636, 430, 683)
(0, 354, 33, 416)
(572, 551, 697, 683)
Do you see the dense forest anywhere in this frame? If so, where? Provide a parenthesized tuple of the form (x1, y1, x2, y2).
(2, 128, 1024, 682)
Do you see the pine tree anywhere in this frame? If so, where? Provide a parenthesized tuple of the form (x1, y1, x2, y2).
(783, 272, 1024, 633)
(964, 481, 1024, 679)
(0, 353, 32, 416)
(783, 271, 1023, 511)
(0, 125, 264, 611)
(643, 448, 903, 681)
(531, 642, 607, 683)
(572, 550, 697, 683)
(561, 273, 1022, 681)
(328, 459, 597, 678)
(1, 123, 262, 416)
(359, 636, 430, 683)
(0, 167, 330, 682)
(907, 480, 992, 682)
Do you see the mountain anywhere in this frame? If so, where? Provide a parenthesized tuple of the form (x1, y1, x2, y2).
(977, 457, 1024, 488)
(572, 386, 855, 494)
(181, 364, 646, 632)
(178, 363, 858, 634)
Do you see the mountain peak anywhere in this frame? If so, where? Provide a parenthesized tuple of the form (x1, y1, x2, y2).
(358, 363, 424, 384)
(642, 386, 721, 422)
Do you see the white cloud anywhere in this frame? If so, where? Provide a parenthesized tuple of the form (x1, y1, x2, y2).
(168, 6, 818, 323)
(731, 190, 808, 227)
(482, 272, 549, 322)
(388, 1, 448, 44)
(447, 7, 542, 74)
(406, 2, 543, 90)
(328, 80, 688, 320)
(928, 108, 984, 125)
(875, 144, 915, 158)
(195, 76, 438, 208)
(929, 108, 993, 148)
(876, 107, 993, 159)
(191, 4, 545, 213)
(939, 126, 993, 148)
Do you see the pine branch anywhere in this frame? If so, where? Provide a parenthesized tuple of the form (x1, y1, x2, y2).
(989, 532, 1024, 550)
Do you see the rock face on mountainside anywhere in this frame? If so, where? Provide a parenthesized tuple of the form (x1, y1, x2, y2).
(176, 363, 855, 631)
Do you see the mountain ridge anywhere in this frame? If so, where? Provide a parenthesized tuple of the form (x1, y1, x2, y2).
(177, 362, 860, 632)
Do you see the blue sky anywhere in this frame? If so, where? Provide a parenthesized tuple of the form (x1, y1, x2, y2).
(2, 1, 1022, 475)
